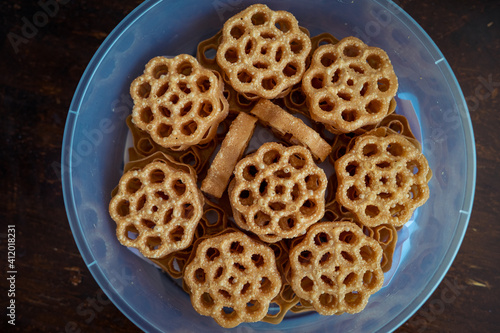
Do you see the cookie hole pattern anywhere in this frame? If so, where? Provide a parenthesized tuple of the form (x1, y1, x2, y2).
(159, 106, 171, 118)
(343, 272, 357, 287)
(194, 268, 206, 284)
(260, 276, 272, 294)
(363, 270, 377, 289)
(141, 219, 155, 229)
(173, 179, 186, 196)
(275, 47, 283, 62)
(206, 247, 220, 261)
(331, 69, 341, 83)
(319, 293, 337, 308)
(198, 100, 213, 118)
(137, 82, 151, 99)
(246, 300, 261, 314)
(156, 82, 169, 97)
(290, 39, 303, 54)
(301, 276, 314, 292)
(181, 120, 198, 136)
(377, 78, 391, 92)
(241, 282, 251, 295)
(298, 250, 313, 266)
(169, 94, 179, 104)
(300, 199, 317, 216)
(319, 252, 331, 265)
(366, 99, 383, 114)
(181, 203, 194, 219)
(341, 251, 354, 263)
(243, 165, 259, 181)
(345, 292, 362, 308)
(169, 226, 184, 242)
(349, 64, 365, 74)
(225, 48, 239, 63)
(146, 236, 162, 251)
(200, 292, 214, 309)
(274, 19, 291, 32)
(289, 153, 306, 169)
(305, 174, 321, 190)
(321, 275, 334, 287)
(339, 231, 357, 244)
(219, 289, 231, 299)
(234, 262, 246, 272)
(262, 77, 277, 91)
(338, 91, 352, 101)
(346, 186, 360, 201)
(283, 62, 298, 77)
(180, 102, 192, 117)
(342, 109, 358, 122)
(239, 190, 254, 206)
(196, 76, 211, 93)
(140, 107, 154, 124)
(314, 232, 330, 246)
(319, 97, 335, 112)
(278, 216, 295, 231)
(311, 75, 325, 89)
(157, 124, 172, 138)
(245, 39, 254, 55)
(163, 208, 173, 224)
(259, 179, 268, 196)
(366, 54, 382, 69)
(230, 24, 245, 39)
(214, 266, 224, 279)
(254, 211, 271, 228)
(177, 61, 193, 76)
(360, 82, 369, 96)
(362, 144, 379, 157)
(320, 52, 337, 67)
(237, 70, 253, 83)
(152, 64, 168, 79)
(365, 205, 380, 218)
(343, 45, 361, 57)
(269, 202, 286, 211)
(251, 254, 264, 267)
(360, 245, 376, 262)
(126, 178, 142, 194)
(251, 11, 268, 25)
(117, 200, 130, 217)
(136, 195, 147, 211)
(125, 224, 138, 240)
(263, 149, 281, 165)
(346, 161, 359, 176)
(387, 142, 404, 156)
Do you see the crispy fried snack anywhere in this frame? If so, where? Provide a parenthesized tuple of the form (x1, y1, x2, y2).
(216, 4, 311, 99)
(131, 54, 228, 150)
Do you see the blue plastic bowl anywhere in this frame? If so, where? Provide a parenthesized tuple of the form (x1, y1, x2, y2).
(62, 0, 476, 331)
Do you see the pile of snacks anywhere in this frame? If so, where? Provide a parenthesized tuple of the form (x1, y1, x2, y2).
(108, 4, 432, 328)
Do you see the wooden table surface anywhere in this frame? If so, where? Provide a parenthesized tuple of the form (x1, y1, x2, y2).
(1, 0, 498, 332)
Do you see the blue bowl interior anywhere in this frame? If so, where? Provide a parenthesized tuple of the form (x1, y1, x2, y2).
(62, 0, 475, 332)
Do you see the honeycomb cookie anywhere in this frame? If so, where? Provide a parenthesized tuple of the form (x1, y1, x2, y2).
(302, 37, 398, 133)
(109, 157, 204, 258)
(216, 4, 311, 99)
(229, 142, 327, 243)
(289, 221, 384, 315)
(335, 128, 431, 227)
(130, 54, 229, 151)
(183, 230, 281, 328)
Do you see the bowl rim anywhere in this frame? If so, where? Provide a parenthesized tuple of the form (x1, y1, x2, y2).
(61, 0, 476, 332)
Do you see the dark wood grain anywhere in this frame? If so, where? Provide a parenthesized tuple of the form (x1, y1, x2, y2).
(1, 0, 498, 332)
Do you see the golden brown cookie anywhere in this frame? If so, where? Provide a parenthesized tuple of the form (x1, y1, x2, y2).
(131, 54, 228, 150)
(183, 230, 281, 328)
(288, 221, 384, 315)
(229, 142, 327, 243)
(335, 128, 431, 227)
(216, 4, 311, 99)
(302, 37, 398, 133)
(109, 157, 204, 258)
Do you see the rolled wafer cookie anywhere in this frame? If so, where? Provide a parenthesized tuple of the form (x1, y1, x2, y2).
(201, 112, 258, 198)
(250, 99, 332, 162)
